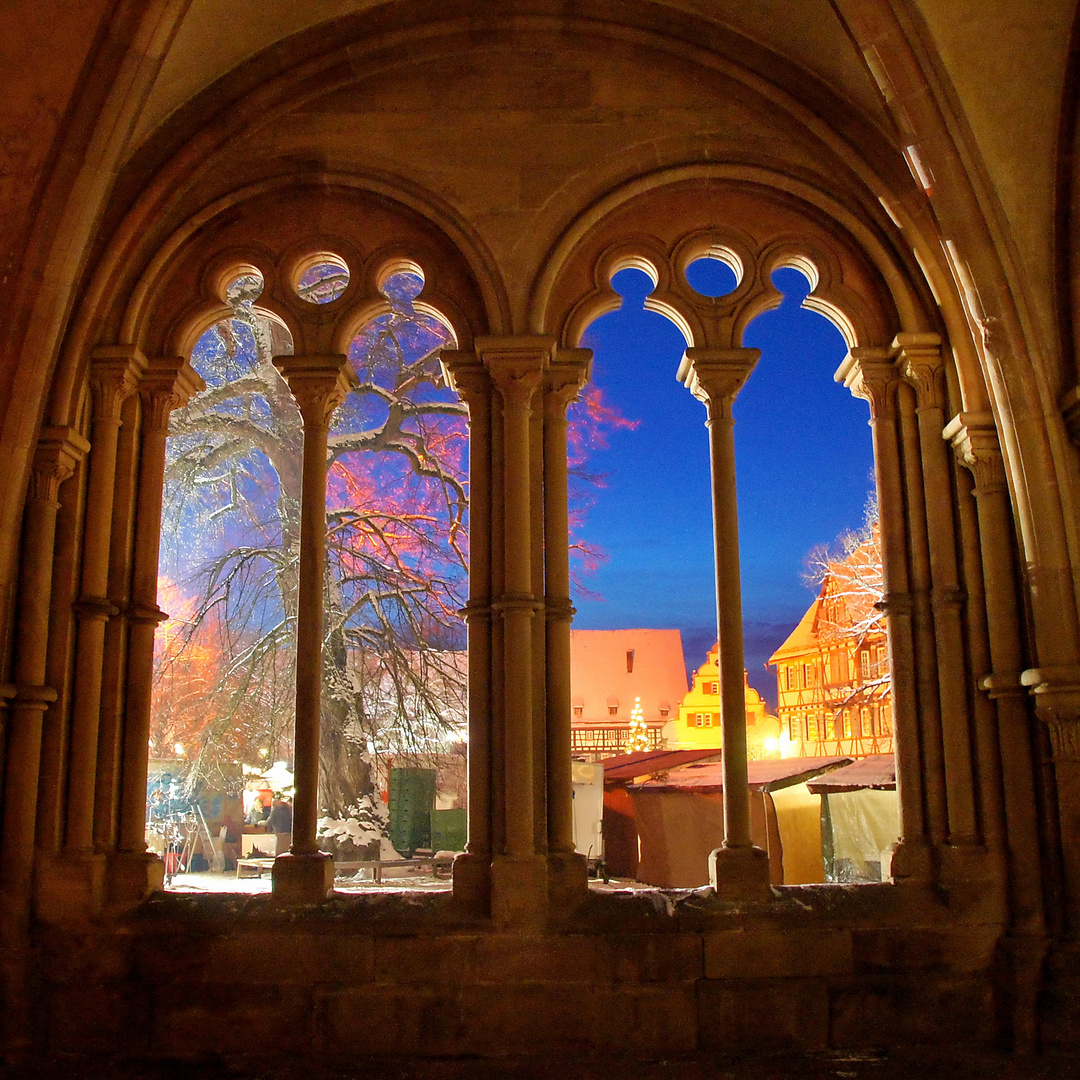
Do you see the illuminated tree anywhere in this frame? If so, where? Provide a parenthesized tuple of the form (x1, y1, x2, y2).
(156, 268, 626, 816)
(624, 696, 650, 753)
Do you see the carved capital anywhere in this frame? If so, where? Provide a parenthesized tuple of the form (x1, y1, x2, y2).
(479, 336, 553, 412)
(140, 357, 205, 432)
(544, 348, 592, 420)
(835, 347, 897, 419)
(943, 412, 1007, 494)
(894, 332, 944, 410)
(273, 354, 357, 429)
(1023, 667, 1080, 760)
(678, 347, 760, 420)
(440, 351, 490, 409)
(89, 345, 147, 423)
(29, 426, 91, 504)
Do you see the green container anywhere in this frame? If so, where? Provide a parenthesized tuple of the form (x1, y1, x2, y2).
(388, 768, 436, 855)
(430, 807, 467, 853)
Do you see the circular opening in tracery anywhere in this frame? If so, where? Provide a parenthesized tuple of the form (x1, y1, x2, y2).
(377, 259, 425, 302)
(685, 254, 739, 298)
(295, 252, 350, 305)
(223, 269, 264, 307)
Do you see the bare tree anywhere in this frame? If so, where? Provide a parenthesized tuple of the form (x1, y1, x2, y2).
(156, 271, 469, 815)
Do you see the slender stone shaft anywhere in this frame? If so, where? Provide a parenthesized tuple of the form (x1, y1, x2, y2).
(543, 350, 591, 856)
(679, 348, 759, 851)
(839, 349, 930, 880)
(947, 414, 1045, 930)
(898, 335, 979, 846)
(118, 360, 203, 856)
(64, 350, 142, 854)
(484, 347, 544, 859)
(1, 430, 87, 894)
(441, 355, 493, 866)
(272, 355, 355, 859)
(0, 427, 85, 1058)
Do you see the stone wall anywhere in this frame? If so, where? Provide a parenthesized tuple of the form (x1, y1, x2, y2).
(32, 885, 1009, 1068)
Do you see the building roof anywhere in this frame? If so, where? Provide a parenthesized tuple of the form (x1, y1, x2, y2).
(570, 629, 688, 724)
(598, 748, 722, 782)
(805, 754, 896, 793)
(628, 756, 852, 794)
(768, 598, 822, 664)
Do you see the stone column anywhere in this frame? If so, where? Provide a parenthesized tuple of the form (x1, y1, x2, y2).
(271, 354, 356, 903)
(838, 349, 932, 882)
(896, 383, 949, 848)
(0, 427, 86, 1054)
(679, 347, 770, 901)
(1, 430, 88, 899)
(94, 392, 140, 850)
(59, 351, 143, 913)
(112, 358, 203, 905)
(543, 349, 591, 903)
(482, 336, 549, 924)
(897, 335, 979, 850)
(946, 413, 1047, 1048)
(441, 353, 494, 911)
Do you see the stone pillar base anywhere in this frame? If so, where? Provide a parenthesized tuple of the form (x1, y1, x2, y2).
(34, 851, 106, 922)
(491, 854, 548, 927)
(999, 931, 1049, 1053)
(106, 850, 165, 909)
(885, 837, 935, 884)
(547, 849, 588, 909)
(709, 844, 771, 902)
(271, 851, 334, 903)
(938, 844, 1007, 919)
(451, 851, 491, 916)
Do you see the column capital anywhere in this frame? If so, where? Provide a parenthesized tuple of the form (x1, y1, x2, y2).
(272, 353, 357, 429)
(478, 336, 553, 409)
(29, 426, 91, 504)
(139, 357, 205, 431)
(89, 345, 147, 422)
(1022, 666, 1080, 761)
(943, 412, 1007, 493)
(543, 348, 592, 418)
(677, 347, 760, 414)
(893, 333, 944, 409)
(835, 346, 897, 418)
(440, 350, 490, 407)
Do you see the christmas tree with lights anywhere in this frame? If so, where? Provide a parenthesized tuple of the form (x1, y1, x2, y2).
(625, 696, 650, 753)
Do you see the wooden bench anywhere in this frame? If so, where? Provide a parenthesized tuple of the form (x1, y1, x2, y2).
(333, 858, 416, 883)
(235, 857, 275, 879)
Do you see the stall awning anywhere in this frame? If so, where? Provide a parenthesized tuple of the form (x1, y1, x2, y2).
(598, 748, 722, 783)
(806, 754, 896, 793)
(628, 755, 851, 794)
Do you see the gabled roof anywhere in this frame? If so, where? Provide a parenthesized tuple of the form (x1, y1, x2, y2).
(570, 629, 688, 722)
(768, 597, 822, 664)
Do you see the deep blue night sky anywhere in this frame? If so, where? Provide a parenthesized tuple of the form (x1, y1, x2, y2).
(571, 264, 874, 708)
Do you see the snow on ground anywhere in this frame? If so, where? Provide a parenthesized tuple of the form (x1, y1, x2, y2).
(165, 871, 659, 895)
